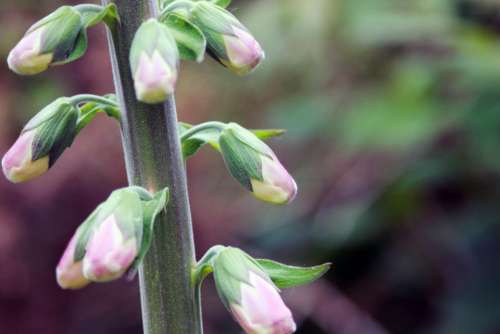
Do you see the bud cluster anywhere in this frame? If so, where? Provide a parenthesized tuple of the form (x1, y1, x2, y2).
(56, 187, 168, 289)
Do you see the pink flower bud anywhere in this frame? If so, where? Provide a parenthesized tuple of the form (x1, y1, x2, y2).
(82, 215, 138, 282)
(134, 51, 177, 104)
(231, 272, 296, 334)
(222, 27, 265, 76)
(251, 154, 298, 205)
(56, 234, 90, 289)
(7, 28, 53, 75)
(2, 131, 49, 183)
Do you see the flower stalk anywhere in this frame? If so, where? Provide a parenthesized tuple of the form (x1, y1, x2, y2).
(101, 0, 201, 333)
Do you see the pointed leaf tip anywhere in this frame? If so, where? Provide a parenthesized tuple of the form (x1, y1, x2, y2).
(256, 259, 331, 289)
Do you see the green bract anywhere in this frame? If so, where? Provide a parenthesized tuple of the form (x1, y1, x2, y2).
(218, 123, 272, 190)
(23, 98, 79, 165)
(160, 12, 206, 62)
(29, 6, 84, 65)
(73, 186, 169, 276)
(129, 18, 179, 75)
(212, 247, 273, 306)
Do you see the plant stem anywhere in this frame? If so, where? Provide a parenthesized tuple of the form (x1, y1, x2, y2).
(101, 0, 201, 333)
(69, 94, 119, 107)
(180, 121, 226, 141)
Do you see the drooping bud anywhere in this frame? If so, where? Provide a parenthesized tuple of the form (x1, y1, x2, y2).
(76, 188, 144, 283)
(7, 6, 84, 75)
(2, 98, 79, 183)
(218, 123, 297, 205)
(55, 187, 169, 288)
(213, 247, 296, 334)
(190, 1, 264, 75)
(56, 234, 90, 289)
(82, 214, 138, 282)
(130, 18, 179, 104)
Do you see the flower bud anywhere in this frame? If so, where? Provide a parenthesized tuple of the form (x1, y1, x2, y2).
(2, 98, 78, 183)
(2, 131, 49, 183)
(191, 1, 264, 75)
(56, 234, 90, 289)
(219, 123, 297, 205)
(82, 214, 138, 282)
(130, 19, 179, 104)
(213, 247, 296, 334)
(7, 6, 84, 75)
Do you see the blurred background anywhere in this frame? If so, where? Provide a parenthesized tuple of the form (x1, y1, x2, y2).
(1, 0, 500, 333)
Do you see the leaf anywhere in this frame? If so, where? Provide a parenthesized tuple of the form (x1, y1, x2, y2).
(252, 128, 286, 140)
(256, 259, 331, 289)
(161, 13, 206, 62)
(128, 187, 170, 276)
(209, 0, 232, 8)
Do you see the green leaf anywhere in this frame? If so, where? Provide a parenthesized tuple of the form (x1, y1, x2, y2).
(161, 13, 206, 62)
(128, 187, 170, 276)
(252, 128, 286, 140)
(209, 0, 232, 8)
(256, 259, 331, 289)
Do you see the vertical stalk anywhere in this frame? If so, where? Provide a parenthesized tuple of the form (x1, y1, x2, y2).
(101, 0, 201, 333)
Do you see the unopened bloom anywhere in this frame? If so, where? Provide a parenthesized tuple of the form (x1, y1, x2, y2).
(2, 131, 49, 183)
(213, 247, 296, 334)
(7, 6, 84, 75)
(2, 98, 78, 183)
(82, 214, 138, 282)
(232, 272, 296, 334)
(191, 1, 264, 75)
(56, 234, 90, 289)
(219, 123, 297, 205)
(130, 19, 179, 104)
(55, 187, 161, 288)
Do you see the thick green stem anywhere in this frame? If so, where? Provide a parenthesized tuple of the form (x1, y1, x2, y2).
(101, 0, 201, 333)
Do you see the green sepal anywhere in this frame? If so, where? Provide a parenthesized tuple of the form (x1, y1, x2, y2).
(52, 29, 88, 66)
(208, 0, 232, 8)
(111, 189, 144, 244)
(160, 12, 206, 62)
(128, 187, 170, 276)
(74, 3, 119, 28)
(226, 123, 274, 158)
(36, 6, 85, 63)
(190, 1, 247, 64)
(190, 1, 240, 36)
(25, 99, 79, 163)
(256, 259, 331, 289)
(129, 18, 179, 75)
(219, 126, 264, 190)
(73, 208, 100, 262)
(73, 187, 145, 262)
(213, 247, 272, 307)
